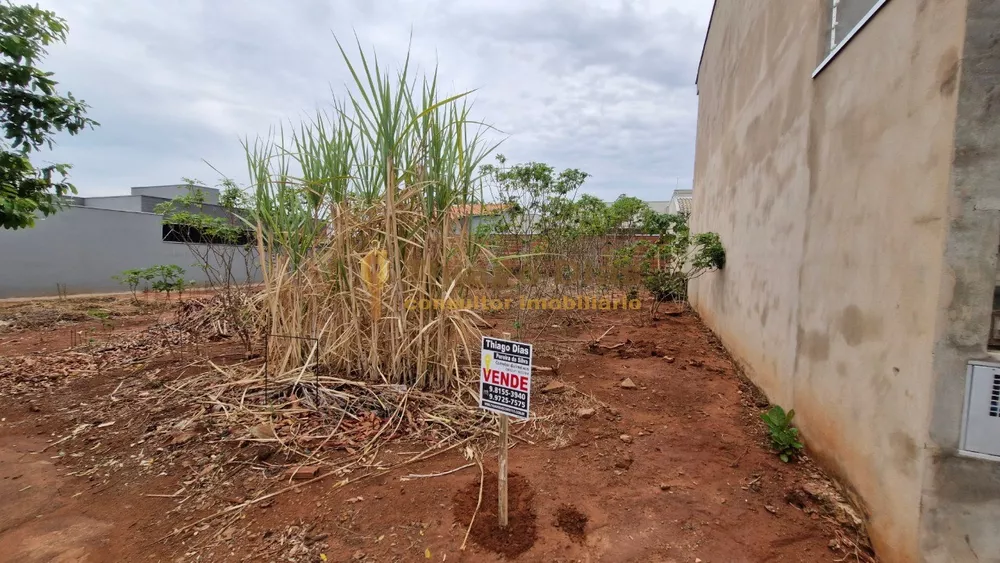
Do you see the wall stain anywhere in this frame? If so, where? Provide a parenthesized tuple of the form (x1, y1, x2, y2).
(889, 432, 919, 477)
(953, 144, 986, 168)
(798, 327, 830, 362)
(837, 305, 883, 347)
(929, 453, 1000, 505)
(938, 47, 960, 96)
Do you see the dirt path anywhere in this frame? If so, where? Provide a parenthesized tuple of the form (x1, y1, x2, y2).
(0, 299, 870, 562)
(0, 435, 115, 562)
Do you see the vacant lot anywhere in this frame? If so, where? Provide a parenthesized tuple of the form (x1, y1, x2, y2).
(0, 295, 872, 562)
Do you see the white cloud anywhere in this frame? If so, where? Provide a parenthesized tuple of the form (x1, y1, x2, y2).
(33, 0, 712, 201)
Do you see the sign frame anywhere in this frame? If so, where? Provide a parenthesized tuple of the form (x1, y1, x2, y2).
(480, 335, 533, 420)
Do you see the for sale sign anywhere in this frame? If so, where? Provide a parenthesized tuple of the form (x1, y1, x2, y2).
(480, 336, 532, 420)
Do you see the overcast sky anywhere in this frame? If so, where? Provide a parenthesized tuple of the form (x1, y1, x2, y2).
(33, 0, 712, 201)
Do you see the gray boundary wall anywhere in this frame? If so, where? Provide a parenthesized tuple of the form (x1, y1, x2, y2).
(0, 206, 259, 298)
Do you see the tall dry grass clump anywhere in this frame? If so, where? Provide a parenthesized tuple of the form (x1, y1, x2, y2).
(247, 40, 497, 391)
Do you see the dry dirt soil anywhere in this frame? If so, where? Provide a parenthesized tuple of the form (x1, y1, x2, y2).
(0, 295, 873, 562)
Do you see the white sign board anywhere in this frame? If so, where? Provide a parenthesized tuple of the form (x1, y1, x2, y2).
(480, 336, 532, 420)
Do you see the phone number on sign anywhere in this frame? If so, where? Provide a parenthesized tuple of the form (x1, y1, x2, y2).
(483, 387, 527, 410)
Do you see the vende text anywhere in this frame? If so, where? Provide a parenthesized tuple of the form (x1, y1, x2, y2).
(482, 369, 529, 391)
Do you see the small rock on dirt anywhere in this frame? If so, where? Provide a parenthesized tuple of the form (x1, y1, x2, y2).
(620, 434, 632, 444)
(577, 408, 595, 418)
(765, 504, 778, 515)
(250, 423, 276, 440)
(542, 381, 568, 394)
(619, 378, 637, 389)
(168, 431, 198, 446)
(659, 483, 671, 491)
(284, 465, 320, 480)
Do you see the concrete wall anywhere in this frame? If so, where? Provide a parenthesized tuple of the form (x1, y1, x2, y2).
(0, 206, 258, 298)
(920, 1, 1000, 561)
(80, 196, 144, 212)
(690, 0, 979, 561)
(132, 185, 219, 205)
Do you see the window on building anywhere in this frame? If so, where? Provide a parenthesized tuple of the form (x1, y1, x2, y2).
(826, 0, 888, 54)
(162, 223, 253, 246)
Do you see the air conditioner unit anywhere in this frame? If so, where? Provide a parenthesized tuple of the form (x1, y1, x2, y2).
(960, 361, 1000, 461)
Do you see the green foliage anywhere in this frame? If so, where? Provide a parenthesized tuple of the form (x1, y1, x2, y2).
(760, 405, 804, 462)
(605, 195, 649, 234)
(85, 308, 109, 320)
(112, 268, 151, 303)
(113, 265, 189, 300)
(625, 286, 640, 302)
(152, 178, 259, 297)
(480, 155, 591, 243)
(0, 1, 98, 229)
(153, 180, 251, 246)
(642, 270, 688, 302)
(631, 212, 725, 305)
(147, 264, 186, 297)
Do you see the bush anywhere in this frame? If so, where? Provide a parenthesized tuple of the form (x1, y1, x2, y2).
(632, 212, 725, 309)
(760, 405, 804, 462)
(111, 268, 150, 303)
(113, 265, 191, 301)
(642, 270, 688, 302)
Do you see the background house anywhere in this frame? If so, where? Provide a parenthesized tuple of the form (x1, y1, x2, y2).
(690, 1, 999, 561)
(666, 189, 692, 215)
(0, 185, 258, 298)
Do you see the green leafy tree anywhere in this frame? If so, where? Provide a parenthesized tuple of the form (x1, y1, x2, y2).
(0, 2, 97, 229)
(605, 195, 649, 234)
(630, 211, 725, 308)
(153, 178, 257, 289)
(154, 178, 258, 350)
(479, 155, 590, 336)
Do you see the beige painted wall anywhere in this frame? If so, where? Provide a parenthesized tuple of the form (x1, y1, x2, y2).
(690, 1, 968, 561)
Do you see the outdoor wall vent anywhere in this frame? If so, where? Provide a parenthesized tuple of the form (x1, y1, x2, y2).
(960, 361, 1000, 461)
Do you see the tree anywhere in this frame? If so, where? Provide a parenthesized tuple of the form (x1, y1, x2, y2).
(0, 2, 97, 230)
(633, 211, 725, 309)
(154, 178, 258, 351)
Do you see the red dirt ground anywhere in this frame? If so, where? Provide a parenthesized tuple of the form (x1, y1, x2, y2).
(0, 296, 873, 562)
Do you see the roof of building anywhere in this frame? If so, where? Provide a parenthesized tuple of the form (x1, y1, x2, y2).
(674, 196, 693, 214)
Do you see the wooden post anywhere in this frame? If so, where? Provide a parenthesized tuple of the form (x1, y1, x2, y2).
(498, 331, 511, 529)
(498, 413, 509, 528)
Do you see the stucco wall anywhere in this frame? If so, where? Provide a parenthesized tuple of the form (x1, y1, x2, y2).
(0, 206, 258, 298)
(690, 1, 971, 560)
(920, 0, 1000, 561)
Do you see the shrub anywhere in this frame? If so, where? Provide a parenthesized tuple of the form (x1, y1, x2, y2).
(113, 265, 189, 301)
(631, 212, 725, 309)
(112, 268, 150, 303)
(760, 405, 804, 462)
(147, 264, 186, 298)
